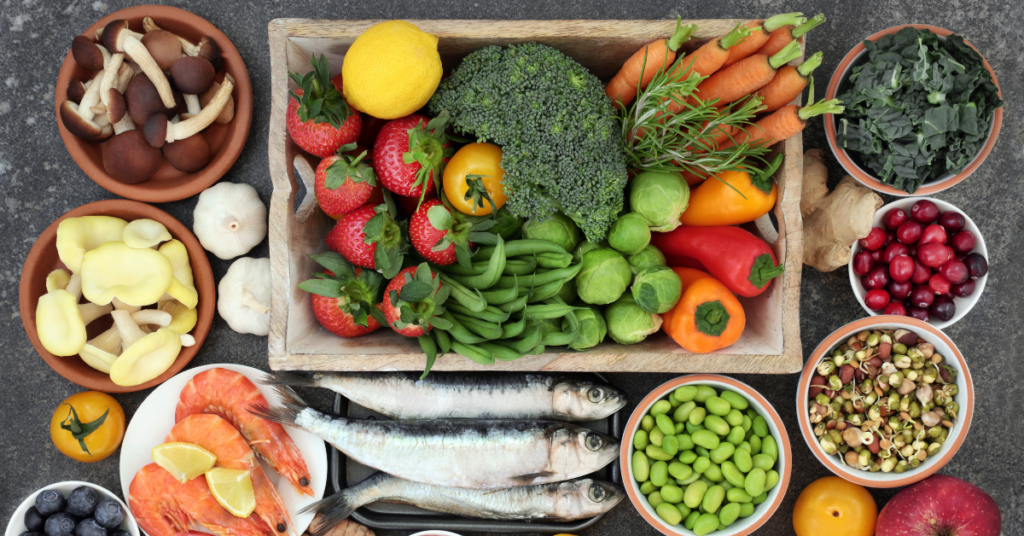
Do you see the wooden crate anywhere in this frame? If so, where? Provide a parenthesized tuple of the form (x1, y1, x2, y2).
(267, 19, 804, 373)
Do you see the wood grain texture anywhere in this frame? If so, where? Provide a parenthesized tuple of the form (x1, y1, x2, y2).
(266, 19, 804, 373)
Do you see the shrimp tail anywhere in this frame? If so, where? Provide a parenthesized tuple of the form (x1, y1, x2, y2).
(247, 386, 308, 427)
(300, 491, 357, 536)
(259, 371, 320, 389)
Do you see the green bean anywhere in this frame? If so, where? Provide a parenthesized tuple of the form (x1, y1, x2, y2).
(683, 481, 708, 509)
(495, 294, 528, 313)
(502, 257, 537, 275)
(668, 462, 692, 481)
(650, 461, 669, 487)
(649, 428, 664, 447)
(444, 237, 505, 289)
(477, 342, 524, 362)
(733, 448, 753, 473)
(684, 511, 700, 530)
(660, 484, 684, 505)
(752, 415, 769, 438)
(752, 453, 775, 472)
(651, 400, 673, 416)
(437, 273, 488, 312)
(450, 313, 503, 339)
(752, 492, 768, 505)
(656, 503, 682, 526)
(523, 302, 583, 320)
(495, 320, 543, 353)
(500, 313, 527, 338)
(478, 276, 519, 304)
(662, 434, 679, 457)
(535, 251, 573, 269)
(720, 390, 749, 410)
(725, 409, 744, 427)
(673, 401, 696, 422)
(718, 502, 741, 526)
(677, 434, 695, 451)
(744, 468, 766, 497)
(447, 302, 510, 323)
(693, 513, 720, 536)
(738, 502, 755, 518)
(703, 415, 730, 436)
(524, 278, 566, 303)
(693, 456, 711, 474)
(675, 385, 698, 402)
(496, 264, 581, 288)
(678, 450, 697, 464)
(639, 481, 656, 495)
(691, 430, 720, 450)
(632, 451, 650, 482)
(443, 262, 487, 276)
(478, 239, 568, 259)
(633, 430, 650, 451)
(705, 396, 731, 416)
(765, 469, 780, 491)
(648, 491, 664, 508)
(721, 461, 746, 488)
(439, 311, 487, 344)
(710, 443, 735, 464)
(701, 485, 725, 514)
(433, 329, 451, 354)
(762, 435, 779, 461)
(646, 445, 674, 461)
(655, 414, 675, 436)
(749, 434, 762, 455)
(688, 407, 707, 426)
(641, 415, 655, 432)
(541, 326, 578, 346)
(726, 426, 746, 446)
(450, 340, 495, 365)
(703, 463, 723, 483)
(694, 385, 717, 403)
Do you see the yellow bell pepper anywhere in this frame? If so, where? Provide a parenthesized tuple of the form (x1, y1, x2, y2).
(678, 155, 780, 226)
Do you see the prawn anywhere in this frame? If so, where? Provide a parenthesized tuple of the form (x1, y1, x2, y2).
(167, 414, 294, 536)
(176, 368, 313, 497)
(129, 463, 270, 536)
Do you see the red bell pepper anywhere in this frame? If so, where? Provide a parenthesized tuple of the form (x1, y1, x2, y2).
(650, 225, 784, 297)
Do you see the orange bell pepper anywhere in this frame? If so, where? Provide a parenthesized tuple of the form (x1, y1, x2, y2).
(678, 155, 781, 226)
(662, 267, 746, 353)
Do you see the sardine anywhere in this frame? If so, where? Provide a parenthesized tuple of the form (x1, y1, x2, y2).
(304, 473, 624, 535)
(250, 387, 619, 490)
(261, 371, 626, 422)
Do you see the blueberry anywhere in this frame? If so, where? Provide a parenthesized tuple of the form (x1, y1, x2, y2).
(20, 532, 43, 536)
(44, 513, 76, 536)
(91, 501, 123, 529)
(66, 488, 97, 518)
(108, 530, 129, 536)
(36, 490, 67, 517)
(24, 507, 47, 532)
(73, 519, 106, 536)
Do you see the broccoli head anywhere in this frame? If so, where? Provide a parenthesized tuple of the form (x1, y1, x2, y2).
(428, 42, 628, 242)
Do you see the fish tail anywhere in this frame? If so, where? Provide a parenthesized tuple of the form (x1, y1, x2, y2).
(247, 386, 308, 427)
(300, 491, 358, 536)
(259, 371, 320, 389)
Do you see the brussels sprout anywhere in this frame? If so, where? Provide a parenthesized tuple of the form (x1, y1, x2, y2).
(573, 240, 605, 264)
(488, 206, 524, 240)
(630, 170, 689, 232)
(523, 213, 581, 252)
(566, 306, 607, 351)
(608, 213, 651, 255)
(628, 245, 667, 273)
(605, 294, 663, 345)
(631, 266, 682, 314)
(557, 277, 578, 304)
(576, 248, 633, 305)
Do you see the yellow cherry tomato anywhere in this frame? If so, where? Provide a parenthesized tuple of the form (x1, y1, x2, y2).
(50, 391, 125, 463)
(793, 476, 877, 536)
(443, 142, 508, 216)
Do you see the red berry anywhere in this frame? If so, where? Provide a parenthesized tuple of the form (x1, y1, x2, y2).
(951, 231, 976, 254)
(930, 295, 956, 321)
(938, 211, 965, 233)
(883, 208, 908, 230)
(887, 280, 912, 300)
(380, 265, 442, 337)
(311, 293, 382, 338)
(964, 253, 988, 278)
(853, 250, 875, 276)
(869, 249, 883, 263)
(883, 302, 907, 316)
(326, 204, 379, 269)
(910, 200, 940, 223)
(939, 259, 969, 285)
(951, 279, 976, 298)
(910, 285, 935, 308)
(314, 150, 377, 219)
(896, 220, 923, 244)
(374, 114, 451, 198)
(910, 259, 931, 285)
(918, 242, 951, 268)
(409, 199, 463, 265)
(862, 266, 890, 290)
(907, 306, 930, 321)
(928, 273, 952, 295)
(919, 224, 948, 245)
(889, 255, 915, 283)
(286, 89, 362, 158)
(864, 289, 891, 311)
(859, 227, 886, 251)
(882, 242, 908, 264)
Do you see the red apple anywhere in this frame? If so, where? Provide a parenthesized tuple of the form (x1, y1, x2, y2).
(876, 474, 1001, 536)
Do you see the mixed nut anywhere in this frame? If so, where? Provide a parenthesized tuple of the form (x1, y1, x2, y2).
(808, 328, 959, 474)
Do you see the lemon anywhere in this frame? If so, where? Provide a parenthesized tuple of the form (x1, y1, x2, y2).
(342, 20, 442, 120)
(152, 442, 217, 484)
(205, 468, 256, 517)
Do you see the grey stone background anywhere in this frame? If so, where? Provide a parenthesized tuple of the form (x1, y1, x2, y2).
(1, 0, 1020, 535)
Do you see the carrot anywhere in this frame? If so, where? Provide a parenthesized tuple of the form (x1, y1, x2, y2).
(662, 267, 745, 353)
(755, 51, 822, 112)
(720, 92, 844, 150)
(669, 23, 752, 83)
(758, 13, 825, 57)
(606, 18, 696, 109)
(693, 40, 802, 107)
(722, 13, 806, 67)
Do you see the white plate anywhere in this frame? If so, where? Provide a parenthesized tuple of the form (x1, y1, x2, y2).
(119, 364, 327, 536)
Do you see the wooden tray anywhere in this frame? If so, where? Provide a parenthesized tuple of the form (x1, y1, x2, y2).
(267, 19, 804, 373)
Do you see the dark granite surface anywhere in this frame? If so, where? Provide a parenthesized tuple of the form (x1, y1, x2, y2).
(1, 1, 1021, 535)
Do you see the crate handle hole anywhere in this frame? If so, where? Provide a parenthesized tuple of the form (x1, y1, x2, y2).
(293, 154, 318, 224)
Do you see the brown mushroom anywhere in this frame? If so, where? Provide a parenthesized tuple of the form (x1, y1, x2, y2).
(140, 30, 182, 71)
(71, 35, 110, 70)
(101, 19, 176, 108)
(170, 56, 215, 95)
(60, 72, 113, 141)
(67, 78, 88, 104)
(142, 17, 223, 71)
(200, 81, 234, 124)
(144, 74, 233, 148)
(163, 133, 211, 172)
(102, 130, 162, 184)
(125, 73, 177, 125)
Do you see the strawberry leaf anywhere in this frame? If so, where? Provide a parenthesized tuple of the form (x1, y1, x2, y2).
(288, 54, 351, 127)
(426, 205, 452, 231)
(307, 252, 357, 281)
(433, 284, 451, 306)
(297, 278, 344, 298)
(468, 232, 499, 245)
(470, 218, 498, 232)
(368, 305, 387, 326)
(325, 149, 376, 190)
(427, 315, 453, 330)
(399, 281, 433, 302)
(418, 334, 438, 379)
(454, 243, 473, 267)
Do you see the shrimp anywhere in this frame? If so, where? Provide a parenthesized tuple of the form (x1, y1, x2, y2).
(176, 368, 312, 497)
(129, 463, 270, 536)
(167, 414, 294, 536)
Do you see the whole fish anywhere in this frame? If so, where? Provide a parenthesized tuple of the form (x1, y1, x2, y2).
(250, 387, 619, 490)
(262, 372, 626, 422)
(303, 473, 624, 536)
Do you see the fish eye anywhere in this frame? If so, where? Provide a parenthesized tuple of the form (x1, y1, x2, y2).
(589, 485, 605, 501)
(585, 433, 604, 451)
(587, 387, 605, 403)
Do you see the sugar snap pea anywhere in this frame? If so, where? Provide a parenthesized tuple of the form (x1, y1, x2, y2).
(479, 276, 519, 304)
(495, 294, 528, 313)
(478, 239, 568, 259)
(439, 311, 487, 344)
(450, 340, 495, 365)
(447, 302, 510, 323)
(523, 302, 584, 320)
(450, 313, 503, 340)
(442, 262, 487, 277)
(542, 325, 579, 347)
(500, 313, 527, 338)
(477, 342, 524, 361)
(497, 263, 581, 289)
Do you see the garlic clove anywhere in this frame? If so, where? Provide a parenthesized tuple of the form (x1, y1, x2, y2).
(122, 218, 172, 248)
(193, 182, 267, 260)
(217, 257, 271, 336)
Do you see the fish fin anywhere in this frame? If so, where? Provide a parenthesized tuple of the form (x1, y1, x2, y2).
(300, 491, 357, 536)
(509, 471, 557, 485)
(260, 371, 319, 389)
(246, 386, 309, 427)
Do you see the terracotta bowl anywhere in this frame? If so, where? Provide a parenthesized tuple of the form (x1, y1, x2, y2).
(55, 5, 253, 203)
(824, 24, 1002, 196)
(19, 199, 215, 393)
(797, 316, 974, 488)
(621, 375, 791, 536)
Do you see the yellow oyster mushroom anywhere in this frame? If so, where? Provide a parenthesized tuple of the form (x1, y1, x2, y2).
(161, 300, 198, 335)
(158, 239, 198, 309)
(46, 269, 71, 292)
(109, 327, 182, 387)
(35, 289, 111, 356)
(79, 325, 122, 374)
(122, 218, 172, 249)
(81, 241, 173, 306)
(56, 215, 128, 274)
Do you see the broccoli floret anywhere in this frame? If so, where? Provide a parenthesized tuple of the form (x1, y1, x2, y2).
(428, 42, 628, 242)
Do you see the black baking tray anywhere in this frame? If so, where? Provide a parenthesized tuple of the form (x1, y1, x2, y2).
(328, 373, 624, 534)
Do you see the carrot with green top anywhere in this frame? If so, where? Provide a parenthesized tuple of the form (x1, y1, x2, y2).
(720, 84, 844, 150)
(722, 13, 806, 67)
(693, 40, 802, 107)
(758, 13, 825, 57)
(669, 22, 752, 83)
(606, 18, 696, 109)
(755, 51, 822, 112)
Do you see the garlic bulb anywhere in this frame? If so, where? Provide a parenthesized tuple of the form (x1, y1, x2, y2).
(193, 182, 267, 260)
(218, 257, 271, 336)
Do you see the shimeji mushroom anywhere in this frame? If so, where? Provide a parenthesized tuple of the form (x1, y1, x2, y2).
(157, 239, 198, 309)
(80, 241, 174, 306)
(101, 19, 176, 108)
(124, 73, 179, 126)
(102, 130, 162, 185)
(60, 71, 113, 141)
(112, 297, 141, 314)
(109, 310, 181, 386)
(122, 218, 172, 249)
(56, 215, 128, 274)
(142, 17, 222, 71)
(193, 181, 267, 260)
(200, 81, 234, 124)
(78, 325, 122, 374)
(143, 73, 234, 148)
(35, 289, 112, 357)
(71, 35, 111, 71)
(130, 309, 172, 328)
(67, 78, 89, 104)
(140, 29, 181, 71)
(46, 269, 71, 292)
(162, 133, 211, 172)
(218, 257, 270, 336)
(160, 299, 197, 334)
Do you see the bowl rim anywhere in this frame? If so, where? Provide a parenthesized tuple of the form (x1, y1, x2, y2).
(4, 480, 140, 536)
(824, 23, 1003, 197)
(18, 198, 215, 393)
(847, 196, 989, 329)
(796, 315, 975, 488)
(54, 4, 253, 203)
(620, 374, 791, 536)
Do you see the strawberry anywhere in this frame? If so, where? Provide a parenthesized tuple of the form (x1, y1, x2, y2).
(373, 112, 453, 205)
(380, 263, 451, 338)
(314, 143, 378, 219)
(287, 55, 361, 158)
(409, 197, 499, 266)
(297, 252, 387, 337)
(325, 197, 408, 279)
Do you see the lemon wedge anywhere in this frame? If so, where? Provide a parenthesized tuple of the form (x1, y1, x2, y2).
(205, 467, 256, 517)
(152, 442, 217, 483)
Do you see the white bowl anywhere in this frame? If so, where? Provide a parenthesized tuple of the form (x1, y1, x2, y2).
(5, 481, 140, 536)
(848, 197, 988, 329)
(409, 532, 463, 536)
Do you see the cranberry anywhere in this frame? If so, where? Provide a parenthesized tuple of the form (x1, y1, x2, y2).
(883, 208, 908, 230)
(964, 253, 988, 278)
(919, 224, 948, 245)
(869, 249, 883, 263)
(897, 220, 923, 244)
(910, 259, 932, 284)
(928, 273, 952, 295)
(951, 279, 976, 298)
(910, 200, 940, 223)
(882, 242, 909, 264)
(939, 259, 969, 285)
(883, 302, 907, 316)
(918, 242, 951, 268)
(884, 231, 897, 246)
(888, 279, 913, 300)
(864, 289, 891, 311)
(930, 294, 956, 321)
(951, 231, 976, 254)
(859, 227, 887, 251)
(910, 285, 935, 308)
(862, 266, 890, 290)
(908, 306, 930, 321)
(938, 211, 966, 233)
(852, 250, 875, 275)
(946, 245, 957, 261)
(889, 255, 915, 283)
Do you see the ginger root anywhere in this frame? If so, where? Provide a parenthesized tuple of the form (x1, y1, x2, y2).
(802, 149, 883, 272)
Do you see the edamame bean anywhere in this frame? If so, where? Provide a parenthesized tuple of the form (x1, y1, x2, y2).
(720, 390, 749, 410)
(749, 434, 762, 455)
(651, 400, 672, 416)
(686, 422, 705, 434)
(746, 408, 759, 420)
(683, 481, 708, 509)
(632, 451, 650, 482)
(662, 434, 679, 456)
(704, 415, 730, 436)
(677, 472, 701, 486)
(669, 396, 682, 408)
(675, 385, 698, 402)
(739, 502, 755, 517)
(677, 434, 695, 451)
(656, 503, 682, 525)
(660, 484, 684, 504)
(694, 386, 717, 403)
(676, 504, 692, 520)
(752, 453, 775, 471)
(725, 409, 744, 427)
(727, 487, 753, 503)
(650, 461, 669, 487)
(693, 513, 720, 536)
(673, 401, 697, 422)
(710, 442, 735, 464)
(726, 426, 746, 445)
(648, 491, 664, 508)
(721, 461, 745, 488)
(742, 415, 752, 432)
(752, 415, 769, 437)
(762, 435, 779, 461)
(646, 444, 675, 461)
(675, 422, 685, 434)
(752, 492, 768, 505)
(691, 430, 720, 450)
(684, 511, 700, 530)
(695, 446, 710, 458)
(744, 468, 766, 497)
(693, 456, 711, 474)
(705, 396, 732, 416)
(668, 462, 692, 480)
(688, 407, 707, 426)
(656, 414, 674, 436)
(704, 463, 724, 483)
(633, 430, 650, 450)
(701, 485, 725, 514)
(649, 428, 664, 446)
(765, 469, 780, 491)
(719, 502, 741, 526)
(678, 450, 697, 464)
(737, 441, 751, 453)
(640, 481, 657, 495)
(641, 415, 655, 432)
(733, 448, 753, 473)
